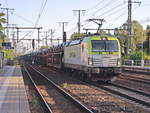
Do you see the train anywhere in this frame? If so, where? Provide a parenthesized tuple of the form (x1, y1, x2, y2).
(24, 34, 122, 82)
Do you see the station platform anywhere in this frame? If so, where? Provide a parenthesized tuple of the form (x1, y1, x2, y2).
(0, 66, 31, 113)
(122, 65, 150, 69)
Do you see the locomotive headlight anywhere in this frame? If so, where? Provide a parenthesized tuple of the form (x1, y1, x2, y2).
(88, 58, 93, 65)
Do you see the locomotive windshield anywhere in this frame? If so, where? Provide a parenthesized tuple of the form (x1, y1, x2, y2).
(91, 40, 118, 52)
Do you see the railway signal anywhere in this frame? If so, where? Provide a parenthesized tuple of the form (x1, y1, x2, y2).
(63, 32, 67, 42)
(32, 39, 35, 49)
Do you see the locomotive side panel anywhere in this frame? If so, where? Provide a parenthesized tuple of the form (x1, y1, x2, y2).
(64, 44, 82, 66)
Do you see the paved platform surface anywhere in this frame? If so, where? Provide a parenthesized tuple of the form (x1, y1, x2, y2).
(122, 65, 150, 69)
(0, 66, 31, 113)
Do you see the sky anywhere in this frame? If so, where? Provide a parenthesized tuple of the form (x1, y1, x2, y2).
(0, 0, 150, 50)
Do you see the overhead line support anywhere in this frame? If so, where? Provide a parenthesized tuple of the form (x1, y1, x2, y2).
(1, 7, 14, 38)
(4, 26, 42, 48)
(59, 22, 68, 42)
(73, 10, 86, 35)
(127, 0, 141, 54)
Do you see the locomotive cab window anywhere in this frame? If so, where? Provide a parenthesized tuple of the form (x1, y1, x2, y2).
(91, 40, 118, 52)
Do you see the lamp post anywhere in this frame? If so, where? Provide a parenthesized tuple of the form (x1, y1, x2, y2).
(141, 32, 144, 66)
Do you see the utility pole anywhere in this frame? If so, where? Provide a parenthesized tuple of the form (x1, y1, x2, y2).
(49, 29, 55, 46)
(41, 30, 49, 46)
(127, 0, 141, 54)
(59, 22, 68, 42)
(9, 24, 17, 48)
(16, 28, 19, 42)
(5, 27, 42, 49)
(37, 28, 40, 48)
(1, 7, 14, 38)
(45, 31, 48, 46)
(149, 37, 150, 55)
(73, 10, 86, 35)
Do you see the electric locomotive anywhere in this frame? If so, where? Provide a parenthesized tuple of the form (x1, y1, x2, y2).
(63, 35, 121, 82)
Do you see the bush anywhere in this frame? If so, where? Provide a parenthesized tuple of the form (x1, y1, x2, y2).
(123, 51, 149, 60)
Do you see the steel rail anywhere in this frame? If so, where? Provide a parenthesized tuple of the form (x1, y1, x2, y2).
(23, 64, 53, 113)
(95, 83, 150, 108)
(121, 73, 150, 81)
(122, 66, 150, 74)
(29, 64, 93, 113)
(119, 75, 150, 86)
(110, 83, 150, 98)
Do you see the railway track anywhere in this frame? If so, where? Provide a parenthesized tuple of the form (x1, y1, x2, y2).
(72, 75, 150, 109)
(110, 83, 150, 98)
(122, 72, 150, 81)
(119, 74, 150, 86)
(32, 65, 148, 113)
(122, 66, 150, 75)
(23, 64, 93, 113)
(94, 83, 150, 108)
(23, 64, 53, 113)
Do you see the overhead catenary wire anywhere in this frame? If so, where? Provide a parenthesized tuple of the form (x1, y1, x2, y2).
(81, 0, 122, 28)
(86, 0, 106, 12)
(55, 0, 144, 39)
(91, 0, 120, 16)
(13, 12, 34, 25)
(82, 1, 141, 31)
(55, 0, 120, 38)
(106, 6, 139, 29)
(82, 1, 125, 29)
(103, 5, 127, 19)
(4, 0, 8, 7)
(35, 0, 48, 27)
(106, 10, 128, 29)
(140, 16, 150, 24)
(96, 3, 125, 18)
(54, 0, 112, 37)
(18, 0, 48, 46)
(83, 5, 128, 30)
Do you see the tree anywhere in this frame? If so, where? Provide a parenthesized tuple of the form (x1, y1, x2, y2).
(40, 46, 49, 48)
(0, 31, 6, 40)
(99, 30, 107, 35)
(0, 13, 6, 51)
(70, 32, 86, 40)
(70, 30, 108, 41)
(115, 26, 128, 54)
(115, 20, 146, 54)
(132, 21, 146, 50)
(143, 25, 150, 54)
(0, 13, 6, 30)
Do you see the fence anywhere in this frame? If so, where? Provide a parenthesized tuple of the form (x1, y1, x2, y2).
(123, 60, 150, 67)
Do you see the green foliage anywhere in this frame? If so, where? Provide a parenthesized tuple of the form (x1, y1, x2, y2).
(99, 30, 107, 35)
(116, 20, 146, 54)
(0, 13, 6, 31)
(115, 27, 128, 54)
(124, 51, 150, 60)
(0, 31, 6, 41)
(61, 83, 68, 88)
(32, 95, 39, 105)
(5, 49, 14, 60)
(0, 13, 6, 47)
(132, 21, 146, 50)
(143, 25, 150, 54)
(70, 32, 86, 40)
(40, 46, 49, 48)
